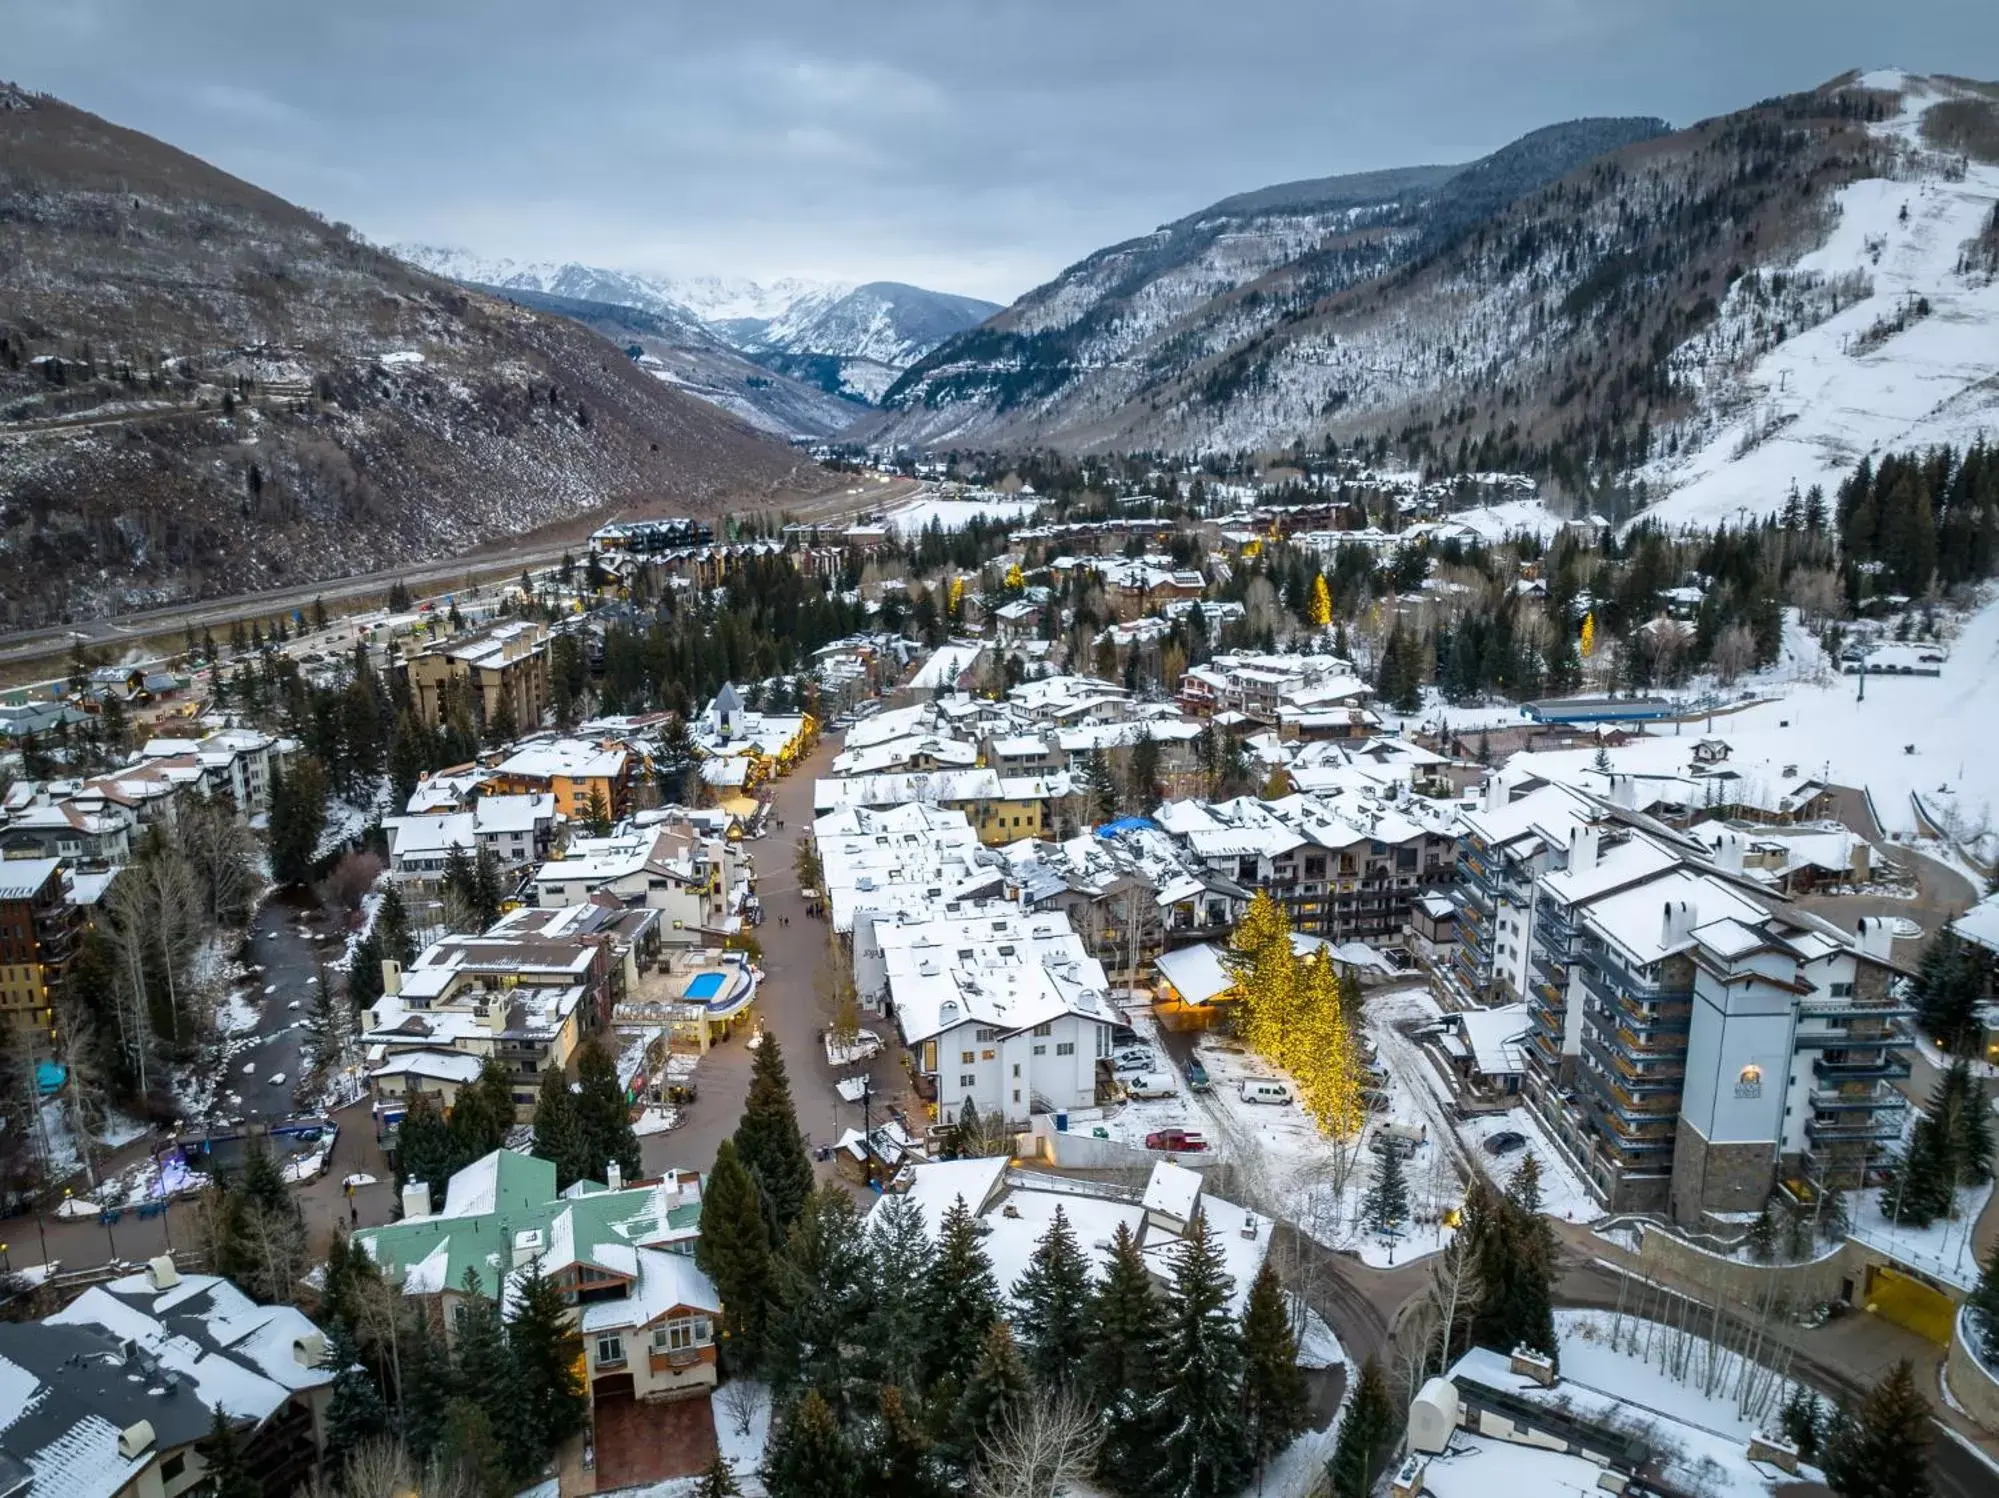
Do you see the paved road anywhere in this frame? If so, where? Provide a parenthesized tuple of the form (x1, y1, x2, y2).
(640, 732, 917, 1187)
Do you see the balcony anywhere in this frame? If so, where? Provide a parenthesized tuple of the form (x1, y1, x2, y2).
(1530, 950, 1570, 993)
(1581, 1031, 1685, 1093)
(1808, 1084, 1909, 1114)
(1534, 899, 1577, 949)
(1811, 1053, 1912, 1084)
(1578, 944, 1692, 1003)
(1798, 991, 1916, 1020)
(1804, 1113, 1905, 1143)
(650, 1347, 707, 1374)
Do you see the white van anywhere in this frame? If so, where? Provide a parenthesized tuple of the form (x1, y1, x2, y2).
(1239, 1078, 1293, 1105)
(1125, 1072, 1178, 1100)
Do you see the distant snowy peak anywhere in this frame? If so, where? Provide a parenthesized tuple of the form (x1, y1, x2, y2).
(391, 246, 996, 374)
(733, 282, 1004, 367)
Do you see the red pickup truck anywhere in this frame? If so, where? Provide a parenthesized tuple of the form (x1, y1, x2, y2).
(1145, 1128, 1209, 1153)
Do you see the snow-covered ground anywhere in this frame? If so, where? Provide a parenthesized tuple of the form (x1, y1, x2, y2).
(1456, 1111, 1602, 1225)
(1643, 74, 1999, 532)
(1850, 1179, 1993, 1290)
(882, 494, 1038, 535)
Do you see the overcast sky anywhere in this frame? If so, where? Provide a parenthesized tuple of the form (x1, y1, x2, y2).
(6, 1, 1996, 302)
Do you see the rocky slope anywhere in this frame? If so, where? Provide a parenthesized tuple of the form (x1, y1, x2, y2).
(0, 85, 825, 628)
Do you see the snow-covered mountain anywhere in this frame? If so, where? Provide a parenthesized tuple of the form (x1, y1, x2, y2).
(391, 247, 997, 400)
(719, 282, 1003, 368)
(872, 69, 1999, 539)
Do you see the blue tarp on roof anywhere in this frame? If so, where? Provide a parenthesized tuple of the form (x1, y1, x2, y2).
(35, 1061, 65, 1095)
(1096, 817, 1158, 838)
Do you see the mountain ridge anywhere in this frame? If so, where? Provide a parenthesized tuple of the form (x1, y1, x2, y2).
(0, 88, 826, 627)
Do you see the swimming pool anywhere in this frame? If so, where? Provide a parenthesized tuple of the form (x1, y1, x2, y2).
(686, 972, 726, 1001)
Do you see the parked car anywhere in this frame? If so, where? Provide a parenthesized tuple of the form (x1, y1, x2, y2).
(1239, 1078, 1293, 1105)
(1370, 1121, 1427, 1155)
(1110, 1047, 1155, 1072)
(1145, 1129, 1209, 1153)
(1184, 1059, 1211, 1093)
(1483, 1130, 1529, 1156)
(1113, 1055, 1156, 1079)
(1360, 1088, 1392, 1114)
(1110, 1023, 1142, 1049)
(1124, 1073, 1178, 1100)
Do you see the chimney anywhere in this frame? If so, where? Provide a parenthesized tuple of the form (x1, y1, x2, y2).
(401, 1180, 432, 1220)
(1661, 899, 1699, 949)
(1482, 776, 1504, 813)
(1609, 774, 1637, 809)
(117, 1422, 156, 1461)
(1570, 822, 1601, 871)
(144, 1255, 180, 1291)
(606, 1161, 623, 1192)
(381, 958, 403, 997)
(1749, 1432, 1799, 1474)
(1855, 916, 1895, 960)
(292, 1330, 327, 1369)
(1715, 830, 1745, 874)
(1508, 1345, 1558, 1387)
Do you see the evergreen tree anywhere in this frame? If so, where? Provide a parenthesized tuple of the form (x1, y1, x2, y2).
(1327, 1357, 1395, 1498)
(693, 1455, 744, 1498)
(583, 784, 613, 837)
(921, 1196, 1002, 1390)
(436, 1398, 508, 1498)
(572, 1034, 642, 1186)
(767, 1184, 874, 1408)
(531, 1064, 589, 1190)
(1912, 931, 1984, 1055)
(1361, 1144, 1410, 1235)
(394, 1090, 455, 1199)
(449, 1270, 520, 1469)
(1748, 1203, 1778, 1263)
(1081, 747, 1118, 823)
(1240, 1262, 1310, 1472)
(347, 930, 386, 1013)
(867, 1385, 949, 1498)
(1010, 1204, 1093, 1388)
(733, 1032, 815, 1240)
(1968, 1243, 1999, 1364)
(471, 844, 506, 930)
(1151, 1213, 1252, 1498)
(697, 1140, 776, 1373)
(377, 882, 416, 966)
(319, 1325, 390, 1472)
(441, 842, 477, 929)
(302, 974, 352, 1084)
(1781, 1383, 1827, 1463)
(268, 756, 329, 886)
(1463, 1181, 1559, 1369)
(447, 1057, 516, 1166)
(1506, 1153, 1544, 1213)
(505, 1256, 587, 1475)
(195, 1410, 260, 1498)
(949, 1320, 1031, 1469)
(1084, 1220, 1168, 1489)
(865, 1191, 936, 1393)
(1822, 1359, 1932, 1498)
(399, 1303, 454, 1467)
(763, 1389, 862, 1498)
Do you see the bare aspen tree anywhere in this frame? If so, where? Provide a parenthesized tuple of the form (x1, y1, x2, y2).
(971, 1388, 1101, 1498)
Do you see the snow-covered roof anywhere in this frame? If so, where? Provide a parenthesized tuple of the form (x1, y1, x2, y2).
(1142, 1161, 1202, 1223)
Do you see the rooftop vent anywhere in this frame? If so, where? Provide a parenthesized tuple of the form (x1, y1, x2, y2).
(117, 1421, 155, 1461)
(144, 1255, 179, 1291)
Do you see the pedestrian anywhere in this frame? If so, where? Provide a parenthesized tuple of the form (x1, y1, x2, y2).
(349, 1200, 359, 1225)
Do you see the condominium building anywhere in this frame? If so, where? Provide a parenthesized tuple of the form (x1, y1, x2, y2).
(405, 619, 551, 735)
(1467, 796, 1913, 1226)
(0, 857, 79, 1055)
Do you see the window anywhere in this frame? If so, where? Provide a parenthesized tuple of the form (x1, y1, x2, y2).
(1032, 1022, 1052, 1036)
(1033, 1044, 1046, 1056)
(1012, 1063, 1021, 1077)
(961, 1050, 976, 1065)
(653, 1316, 713, 1352)
(981, 1049, 996, 1061)
(161, 1455, 186, 1482)
(976, 1028, 997, 1042)
(960, 1073, 977, 1087)
(1831, 981, 1854, 998)
(595, 1333, 626, 1367)
(1056, 1042, 1075, 1056)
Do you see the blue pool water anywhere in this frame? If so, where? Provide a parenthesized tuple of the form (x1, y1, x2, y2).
(686, 972, 726, 1000)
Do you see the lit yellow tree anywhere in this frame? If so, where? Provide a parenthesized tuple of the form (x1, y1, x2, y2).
(1309, 573, 1333, 629)
(1579, 612, 1597, 659)
(1004, 562, 1025, 591)
(1225, 891, 1298, 1061)
(948, 575, 966, 621)
(1291, 947, 1364, 1138)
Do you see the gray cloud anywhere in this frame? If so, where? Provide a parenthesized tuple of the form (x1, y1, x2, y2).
(4, 0, 1994, 301)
